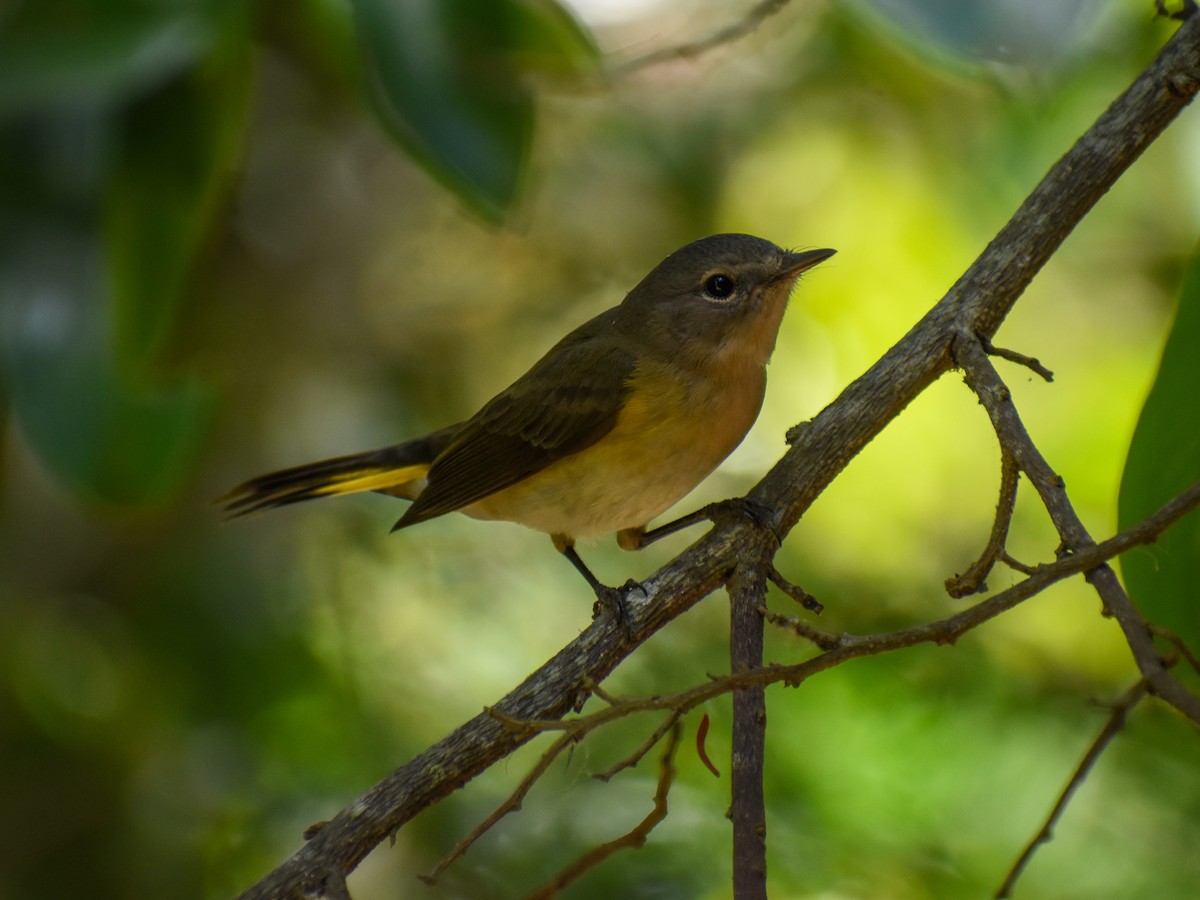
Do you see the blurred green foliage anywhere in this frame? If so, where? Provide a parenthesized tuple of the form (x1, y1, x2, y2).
(1, 1, 1199, 898)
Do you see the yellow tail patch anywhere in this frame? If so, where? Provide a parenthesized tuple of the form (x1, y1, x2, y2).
(312, 464, 430, 497)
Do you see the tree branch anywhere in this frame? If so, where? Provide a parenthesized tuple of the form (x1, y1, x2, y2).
(240, 15, 1200, 899)
(504, 480, 1200, 740)
(728, 559, 770, 900)
(955, 334, 1200, 725)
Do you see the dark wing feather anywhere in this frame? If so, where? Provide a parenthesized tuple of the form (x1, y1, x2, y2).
(395, 333, 636, 528)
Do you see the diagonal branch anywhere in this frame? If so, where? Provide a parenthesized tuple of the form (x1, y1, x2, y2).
(421, 729, 579, 885)
(240, 16, 1200, 899)
(995, 679, 1151, 899)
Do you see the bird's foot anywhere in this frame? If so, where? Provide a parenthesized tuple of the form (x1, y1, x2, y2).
(591, 578, 645, 642)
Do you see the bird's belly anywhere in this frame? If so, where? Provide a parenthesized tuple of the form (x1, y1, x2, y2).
(465, 365, 764, 539)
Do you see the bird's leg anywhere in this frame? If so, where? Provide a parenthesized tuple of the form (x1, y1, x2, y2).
(620, 497, 775, 550)
(624, 500, 823, 614)
(552, 535, 640, 639)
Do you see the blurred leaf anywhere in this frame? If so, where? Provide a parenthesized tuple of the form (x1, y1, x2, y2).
(504, 0, 600, 77)
(1118, 248, 1200, 651)
(0, 2, 250, 505)
(856, 0, 1095, 68)
(350, 0, 545, 220)
(265, 0, 363, 92)
(0, 225, 213, 505)
(0, 1, 220, 117)
(105, 23, 254, 365)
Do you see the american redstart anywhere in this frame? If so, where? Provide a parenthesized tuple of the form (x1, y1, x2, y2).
(221, 233, 834, 606)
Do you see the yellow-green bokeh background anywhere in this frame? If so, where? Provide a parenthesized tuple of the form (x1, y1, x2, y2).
(2, 2, 1199, 898)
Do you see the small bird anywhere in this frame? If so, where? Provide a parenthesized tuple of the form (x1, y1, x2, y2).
(221, 234, 834, 606)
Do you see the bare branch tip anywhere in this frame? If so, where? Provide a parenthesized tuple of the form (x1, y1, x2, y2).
(979, 336, 1055, 382)
(767, 564, 823, 613)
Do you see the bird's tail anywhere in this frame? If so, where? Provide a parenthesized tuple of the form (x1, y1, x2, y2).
(219, 425, 460, 517)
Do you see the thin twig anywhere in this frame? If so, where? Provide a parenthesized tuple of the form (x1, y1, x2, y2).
(1001, 551, 1038, 576)
(1150, 624, 1200, 676)
(610, 0, 793, 79)
(995, 679, 1150, 898)
(526, 723, 684, 900)
(421, 731, 578, 884)
(947, 448, 1021, 597)
(981, 336, 1055, 382)
(760, 606, 843, 650)
(593, 711, 683, 782)
(767, 564, 824, 612)
(587, 681, 623, 706)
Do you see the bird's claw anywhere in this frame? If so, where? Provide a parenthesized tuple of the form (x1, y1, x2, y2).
(592, 578, 645, 642)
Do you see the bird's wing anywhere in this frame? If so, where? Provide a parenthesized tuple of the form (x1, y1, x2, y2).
(395, 334, 636, 527)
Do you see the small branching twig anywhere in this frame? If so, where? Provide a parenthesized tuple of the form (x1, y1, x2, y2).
(484, 705, 547, 733)
(981, 336, 1055, 382)
(767, 564, 824, 612)
(1150, 624, 1200, 676)
(594, 711, 683, 782)
(422, 731, 579, 885)
(947, 448, 1021, 597)
(587, 681, 624, 706)
(526, 723, 684, 900)
(1000, 551, 1038, 576)
(996, 679, 1151, 898)
(955, 332, 1200, 726)
(760, 606, 843, 650)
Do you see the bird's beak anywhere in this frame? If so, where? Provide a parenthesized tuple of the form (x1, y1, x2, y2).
(775, 247, 837, 282)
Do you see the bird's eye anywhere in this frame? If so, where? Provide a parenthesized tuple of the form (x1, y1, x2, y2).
(704, 273, 735, 300)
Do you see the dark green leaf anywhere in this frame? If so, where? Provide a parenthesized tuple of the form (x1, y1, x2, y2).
(0, 225, 212, 506)
(1118, 248, 1200, 650)
(105, 24, 254, 365)
(503, 0, 600, 77)
(351, 0, 536, 220)
(857, 0, 1092, 68)
(0, 2, 217, 117)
